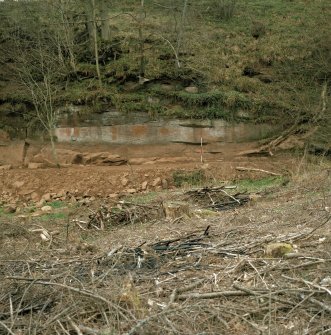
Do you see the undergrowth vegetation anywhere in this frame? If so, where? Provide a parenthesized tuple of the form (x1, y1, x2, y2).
(0, 0, 329, 151)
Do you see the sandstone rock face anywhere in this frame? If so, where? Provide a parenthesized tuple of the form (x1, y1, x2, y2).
(30, 147, 127, 167)
(83, 152, 126, 166)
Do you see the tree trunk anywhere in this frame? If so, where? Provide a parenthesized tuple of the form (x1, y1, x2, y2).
(49, 128, 60, 168)
(100, 0, 111, 41)
(175, 0, 189, 68)
(138, 0, 145, 78)
(90, 0, 102, 87)
(85, 0, 95, 53)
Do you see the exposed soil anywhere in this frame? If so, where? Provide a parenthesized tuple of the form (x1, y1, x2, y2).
(0, 140, 295, 203)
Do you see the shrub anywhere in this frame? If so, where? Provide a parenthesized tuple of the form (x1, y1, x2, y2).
(173, 170, 206, 187)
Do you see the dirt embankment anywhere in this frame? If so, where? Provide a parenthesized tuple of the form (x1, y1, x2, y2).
(0, 140, 295, 205)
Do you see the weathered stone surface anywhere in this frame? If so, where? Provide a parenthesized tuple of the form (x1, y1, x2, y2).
(126, 188, 137, 194)
(41, 205, 53, 212)
(30, 192, 40, 202)
(152, 177, 161, 187)
(184, 86, 199, 93)
(141, 181, 148, 191)
(28, 162, 45, 169)
(32, 148, 83, 166)
(42, 193, 52, 202)
(121, 178, 129, 187)
(83, 152, 126, 166)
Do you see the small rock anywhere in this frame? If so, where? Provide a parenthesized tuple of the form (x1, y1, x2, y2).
(108, 193, 119, 199)
(36, 199, 46, 208)
(152, 177, 161, 187)
(41, 205, 52, 212)
(161, 179, 168, 189)
(30, 192, 40, 202)
(42, 193, 51, 202)
(184, 86, 199, 93)
(126, 189, 137, 194)
(141, 181, 148, 191)
(121, 178, 129, 187)
(28, 162, 45, 169)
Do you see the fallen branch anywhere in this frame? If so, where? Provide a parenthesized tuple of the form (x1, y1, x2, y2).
(235, 166, 282, 176)
(6, 276, 113, 306)
(308, 297, 331, 313)
(177, 290, 247, 300)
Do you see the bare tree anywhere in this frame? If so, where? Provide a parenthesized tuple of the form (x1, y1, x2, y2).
(18, 38, 64, 167)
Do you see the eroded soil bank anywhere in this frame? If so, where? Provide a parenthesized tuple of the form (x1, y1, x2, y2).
(0, 140, 296, 204)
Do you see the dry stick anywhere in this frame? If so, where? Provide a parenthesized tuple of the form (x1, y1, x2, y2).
(247, 259, 269, 289)
(78, 324, 101, 335)
(235, 166, 282, 176)
(282, 275, 331, 297)
(6, 276, 119, 312)
(220, 309, 263, 333)
(123, 306, 184, 335)
(169, 278, 205, 304)
(232, 284, 294, 307)
(67, 317, 83, 335)
(0, 321, 17, 335)
(308, 297, 331, 313)
(285, 292, 315, 317)
(57, 320, 71, 335)
(220, 189, 241, 204)
(177, 290, 247, 300)
(43, 306, 75, 328)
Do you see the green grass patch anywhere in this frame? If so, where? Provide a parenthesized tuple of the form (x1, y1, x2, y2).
(48, 201, 66, 209)
(235, 176, 287, 192)
(40, 212, 68, 221)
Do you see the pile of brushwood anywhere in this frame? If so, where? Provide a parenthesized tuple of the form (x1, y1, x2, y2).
(84, 186, 250, 229)
(1, 185, 330, 335)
